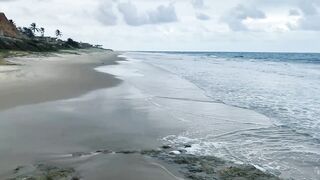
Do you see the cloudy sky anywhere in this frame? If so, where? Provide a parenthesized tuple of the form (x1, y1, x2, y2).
(1, 0, 320, 52)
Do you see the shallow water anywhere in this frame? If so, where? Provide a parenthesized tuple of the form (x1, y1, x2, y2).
(123, 52, 320, 180)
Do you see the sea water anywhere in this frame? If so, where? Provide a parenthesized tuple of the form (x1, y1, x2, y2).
(123, 51, 320, 180)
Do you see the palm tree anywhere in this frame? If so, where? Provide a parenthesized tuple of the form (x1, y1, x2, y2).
(30, 23, 39, 34)
(20, 27, 35, 38)
(55, 29, 62, 38)
(40, 27, 45, 37)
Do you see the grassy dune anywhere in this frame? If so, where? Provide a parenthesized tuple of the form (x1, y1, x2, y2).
(0, 50, 29, 65)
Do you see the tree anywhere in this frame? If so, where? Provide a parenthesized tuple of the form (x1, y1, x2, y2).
(30, 23, 39, 34)
(40, 27, 45, 37)
(55, 29, 62, 38)
(66, 38, 80, 48)
(19, 27, 35, 38)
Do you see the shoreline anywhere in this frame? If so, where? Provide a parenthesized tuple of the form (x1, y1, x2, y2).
(0, 51, 281, 180)
(0, 50, 187, 180)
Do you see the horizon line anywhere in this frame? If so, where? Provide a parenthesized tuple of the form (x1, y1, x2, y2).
(117, 50, 320, 54)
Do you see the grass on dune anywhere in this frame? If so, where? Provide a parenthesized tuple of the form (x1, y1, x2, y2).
(0, 50, 29, 65)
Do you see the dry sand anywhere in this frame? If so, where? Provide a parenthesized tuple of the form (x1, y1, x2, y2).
(0, 50, 121, 111)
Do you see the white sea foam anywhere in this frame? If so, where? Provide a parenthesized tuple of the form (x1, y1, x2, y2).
(95, 61, 144, 77)
(124, 51, 320, 180)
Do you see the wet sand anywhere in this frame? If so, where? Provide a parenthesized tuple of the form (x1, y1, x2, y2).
(0, 50, 279, 180)
(0, 50, 185, 180)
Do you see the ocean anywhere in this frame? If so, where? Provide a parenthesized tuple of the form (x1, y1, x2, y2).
(123, 51, 320, 180)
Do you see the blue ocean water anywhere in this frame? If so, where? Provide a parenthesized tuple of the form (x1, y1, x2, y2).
(125, 51, 320, 179)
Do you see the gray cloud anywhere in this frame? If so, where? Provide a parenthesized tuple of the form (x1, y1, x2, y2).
(291, 1, 320, 31)
(117, 1, 177, 26)
(191, 0, 204, 9)
(196, 13, 210, 20)
(222, 4, 266, 31)
(299, 1, 319, 15)
(148, 4, 178, 24)
(96, 1, 118, 26)
(191, 0, 209, 21)
(289, 9, 300, 16)
(298, 15, 320, 30)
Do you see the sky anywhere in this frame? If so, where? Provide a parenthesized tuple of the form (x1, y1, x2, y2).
(0, 0, 320, 52)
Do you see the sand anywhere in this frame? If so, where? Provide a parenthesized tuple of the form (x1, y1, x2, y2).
(0, 50, 278, 180)
(0, 50, 121, 111)
(0, 50, 184, 180)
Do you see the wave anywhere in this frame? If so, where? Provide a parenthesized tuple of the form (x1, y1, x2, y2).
(125, 51, 320, 180)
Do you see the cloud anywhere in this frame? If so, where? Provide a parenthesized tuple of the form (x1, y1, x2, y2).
(117, 1, 177, 26)
(148, 4, 178, 24)
(290, 1, 320, 31)
(297, 14, 320, 31)
(298, 1, 319, 15)
(191, 0, 204, 9)
(289, 9, 300, 16)
(117, 1, 145, 26)
(222, 4, 266, 31)
(196, 13, 210, 20)
(1, 0, 320, 52)
(96, 1, 118, 26)
(191, 0, 209, 21)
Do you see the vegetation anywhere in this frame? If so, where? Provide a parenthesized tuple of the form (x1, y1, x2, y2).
(18, 27, 35, 38)
(30, 23, 39, 34)
(65, 38, 80, 48)
(39, 27, 45, 37)
(17, 23, 57, 39)
(0, 21, 96, 53)
(0, 50, 29, 65)
(55, 29, 62, 38)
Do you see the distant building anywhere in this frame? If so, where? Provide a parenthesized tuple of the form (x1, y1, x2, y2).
(0, 12, 20, 38)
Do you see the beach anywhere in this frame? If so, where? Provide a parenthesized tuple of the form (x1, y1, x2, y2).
(1, 0, 319, 179)
(0, 50, 121, 111)
(0, 50, 187, 180)
(0, 50, 282, 180)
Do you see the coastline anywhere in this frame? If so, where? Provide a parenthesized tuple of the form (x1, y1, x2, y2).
(0, 51, 280, 180)
(0, 50, 186, 180)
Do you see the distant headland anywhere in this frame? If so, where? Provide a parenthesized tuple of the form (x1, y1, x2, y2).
(0, 12, 102, 52)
